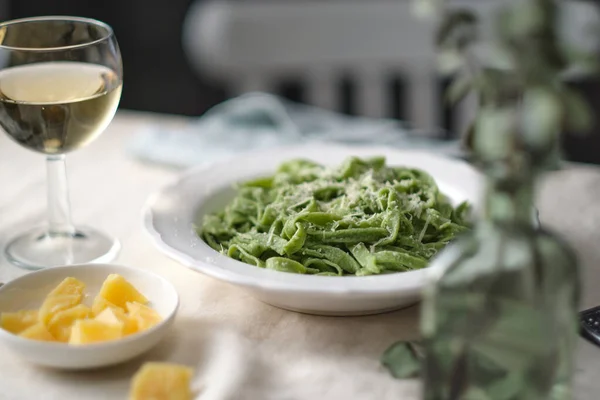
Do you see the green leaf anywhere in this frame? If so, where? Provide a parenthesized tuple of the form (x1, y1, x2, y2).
(473, 106, 515, 159)
(472, 68, 522, 106)
(446, 74, 473, 104)
(437, 49, 464, 74)
(483, 46, 516, 71)
(521, 88, 562, 148)
(381, 341, 423, 379)
(562, 89, 593, 134)
(500, 1, 544, 38)
(564, 47, 600, 75)
(436, 9, 478, 50)
(411, 0, 445, 19)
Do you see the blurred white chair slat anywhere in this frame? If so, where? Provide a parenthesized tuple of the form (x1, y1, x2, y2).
(355, 68, 389, 120)
(183, 0, 600, 133)
(306, 68, 339, 112)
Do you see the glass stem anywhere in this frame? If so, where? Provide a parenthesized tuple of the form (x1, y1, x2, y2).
(46, 155, 76, 236)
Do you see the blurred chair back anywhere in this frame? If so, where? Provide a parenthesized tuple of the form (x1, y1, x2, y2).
(183, 0, 599, 134)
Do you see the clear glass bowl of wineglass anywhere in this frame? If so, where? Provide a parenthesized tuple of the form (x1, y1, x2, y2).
(0, 16, 123, 269)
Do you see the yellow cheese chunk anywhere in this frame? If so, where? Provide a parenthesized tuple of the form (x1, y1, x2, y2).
(0, 310, 38, 334)
(39, 277, 85, 324)
(19, 322, 56, 341)
(47, 277, 86, 297)
(95, 307, 138, 336)
(129, 362, 194, 400)
(39, 295, 82, 325)
(47, 304, 92, 342)
(91, 295, 121, 316)
(126, 302, 162, 332)
(69, 319, 123, 345)
(98, 274, 148, 309)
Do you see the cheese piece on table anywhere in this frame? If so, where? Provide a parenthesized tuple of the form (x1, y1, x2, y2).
(47, 304, 92, 342)
(129, 362, 194, 400)
(39, 277, 85, 324)
(98, 274, 148, 309)
(19, 322, 55, 341)
(126, 302, 162, 332)
(69, 319, 123, 345)
(95, 307, 138, 336)
(0, 310, 38, 334)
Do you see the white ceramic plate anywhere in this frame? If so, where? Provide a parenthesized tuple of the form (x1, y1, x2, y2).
(143, 144, 483, 316)
(0, 264, 179, 369)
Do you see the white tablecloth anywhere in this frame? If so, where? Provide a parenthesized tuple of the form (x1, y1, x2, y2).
(0, 111, 599, 399)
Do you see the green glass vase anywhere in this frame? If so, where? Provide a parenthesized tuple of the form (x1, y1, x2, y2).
(421, 128, 580, 399)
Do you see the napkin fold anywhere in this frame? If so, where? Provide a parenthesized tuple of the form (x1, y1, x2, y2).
(191, 326, 419, 400)
(128, 92, 460, 168)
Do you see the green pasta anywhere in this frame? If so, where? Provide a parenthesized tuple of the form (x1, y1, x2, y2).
(198, 156, 471, 276)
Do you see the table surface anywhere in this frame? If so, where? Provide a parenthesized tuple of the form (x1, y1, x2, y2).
(1, 110, 599, 400)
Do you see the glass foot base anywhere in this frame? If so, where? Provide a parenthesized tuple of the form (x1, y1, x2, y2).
(5, 226, 120, 270)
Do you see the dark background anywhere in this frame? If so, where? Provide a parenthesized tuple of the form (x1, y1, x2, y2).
(5, 0, 600, 163)
(6, 0, 226, 116)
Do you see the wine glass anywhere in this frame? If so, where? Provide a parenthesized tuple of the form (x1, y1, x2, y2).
(0, 16, 123, 269)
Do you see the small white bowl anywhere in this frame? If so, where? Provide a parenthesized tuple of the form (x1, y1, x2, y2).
(0, 264, 179, 370)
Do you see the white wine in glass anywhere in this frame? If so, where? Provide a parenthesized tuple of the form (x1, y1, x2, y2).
(0, 16, 123, 269)
(0, 62, 122, 153)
